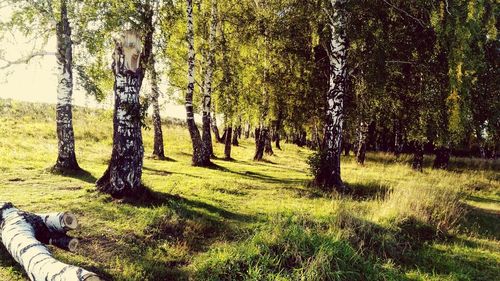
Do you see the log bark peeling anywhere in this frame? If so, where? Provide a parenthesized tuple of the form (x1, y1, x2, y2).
(0, 203, 102, 281)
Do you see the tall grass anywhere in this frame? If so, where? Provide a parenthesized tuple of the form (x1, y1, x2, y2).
(378, 184, 466, 234)
(191, 215, 388, 281)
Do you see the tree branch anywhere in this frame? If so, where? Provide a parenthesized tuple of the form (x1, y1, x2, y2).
(385, 60, 416, 64)
(444, 0, 451, 15)
(0, 51, 56, 70)
(382, 0, 426, 28)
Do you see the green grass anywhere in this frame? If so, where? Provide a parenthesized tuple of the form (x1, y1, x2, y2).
(0, 98, 499, 281)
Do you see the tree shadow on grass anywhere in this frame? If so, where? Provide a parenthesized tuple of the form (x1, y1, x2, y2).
(0, 245, 25, 279)
(280, 186, 324, 198)
(142, 166, 173, 176)
(122, 186, 256, 223)
(401, 240, 500, 280)
(346, 181, 391, 201)
(207, 163, 305, 185)
(142, 166, 202, 179)
(145, 155, 177, 162)
(52, 168, 98, 184)
(81, 186, 258, 280)
(457, 203, 500, 240)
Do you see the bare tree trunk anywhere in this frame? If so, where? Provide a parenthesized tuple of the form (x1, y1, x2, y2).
(53, 0, 79, 172)
(433, 146, 450, 169)
(394, 120, 402, 157)
(315, 0, 349, 192)
(186, 0, 210, 166)
(202, 0, 218, 159)
(245, 123, 250, 138)
(265, 130, 274, 155)
(412, 142, 424, 172)
(211, 105, 223, 143)
(254, 127, 267, 161)
(476, 127, 486, 158)
(232, 127, 239, 146)
(149, 54, 165, 160)
(96, 32, 146, 198)
(356, 121, 368, 165)
(275, 117, 282, 150)
(225, 126, 233, 159)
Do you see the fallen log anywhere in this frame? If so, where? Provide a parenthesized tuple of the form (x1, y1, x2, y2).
(0, 202, 103, 281)
(37, 212, 78, 232)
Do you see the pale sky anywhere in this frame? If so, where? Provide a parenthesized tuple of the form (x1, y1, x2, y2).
(0, 26, 193, 121)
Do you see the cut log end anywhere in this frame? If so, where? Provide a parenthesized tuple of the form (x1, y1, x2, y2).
(68, 238, 79, 252)
(49, 236, 79, 252)
(63, 212, 78, 230)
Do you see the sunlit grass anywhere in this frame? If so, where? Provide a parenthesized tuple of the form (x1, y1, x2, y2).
(0, 99, 498, 280)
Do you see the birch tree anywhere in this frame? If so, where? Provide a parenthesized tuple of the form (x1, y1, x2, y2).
(201, 0, 218, 159)
(185, 0, 211, 166)
(1, 0, 81, 172)
(313, 0, 349, 192)
(95, 31, 148, 197)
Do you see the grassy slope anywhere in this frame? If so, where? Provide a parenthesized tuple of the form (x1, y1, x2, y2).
(0, 99, 498, 281)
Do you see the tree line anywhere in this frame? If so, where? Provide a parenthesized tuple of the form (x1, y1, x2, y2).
(0, 0, 498, 196)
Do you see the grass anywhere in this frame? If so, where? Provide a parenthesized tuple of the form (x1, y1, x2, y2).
(0, 98, 499, 281)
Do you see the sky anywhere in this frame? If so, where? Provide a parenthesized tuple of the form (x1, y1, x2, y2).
(0, 24, 194, 121)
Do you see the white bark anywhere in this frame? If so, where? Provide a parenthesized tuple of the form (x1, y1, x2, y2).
(320, 0, 348, 190)
(203, 0, 217, 115)
(186, 0, 196, 122)
(37, 212, 78, 233)
(0, 203, 101, 281)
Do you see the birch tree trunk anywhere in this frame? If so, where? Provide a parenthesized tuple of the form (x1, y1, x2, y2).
(186, 0, 211, 166)
(475, 127, 486, 158)
(53, 0, 79, 172)
(356, 121, 368, 165)
(316, 0, 349, 192)
(96, 32, 146, 198)
(149, 55, 166, 160)
(224, 126, 233, 160)
(202, 0, 218, 159)
(0, 203, 102, 281)
(394, 120, 402, 157)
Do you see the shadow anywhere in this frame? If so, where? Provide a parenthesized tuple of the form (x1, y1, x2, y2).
(177, 152, 193, 157)
(55, 168, 98, 184)
(208, 163, 306, 185)
(254, 158, 277, 164)
(121, 186, 256, 223)
(77, 230, 189, 281)
(280, 186, 324, 199)
(467, 195, 500, 205)
(143, 166, 173, 176)
(347, 181, 391, 201)
(401, 240, 500, 280)
(146, 155, 177, 162)
(143, 166, 201, 179)
(458, 203, 500, 240)
(253, 162, 306, 173)
(211, 187, 248, 196)
(0, 245, 25, 279)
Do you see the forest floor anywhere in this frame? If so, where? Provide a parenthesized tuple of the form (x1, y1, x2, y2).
(0, 99, 499, 281)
